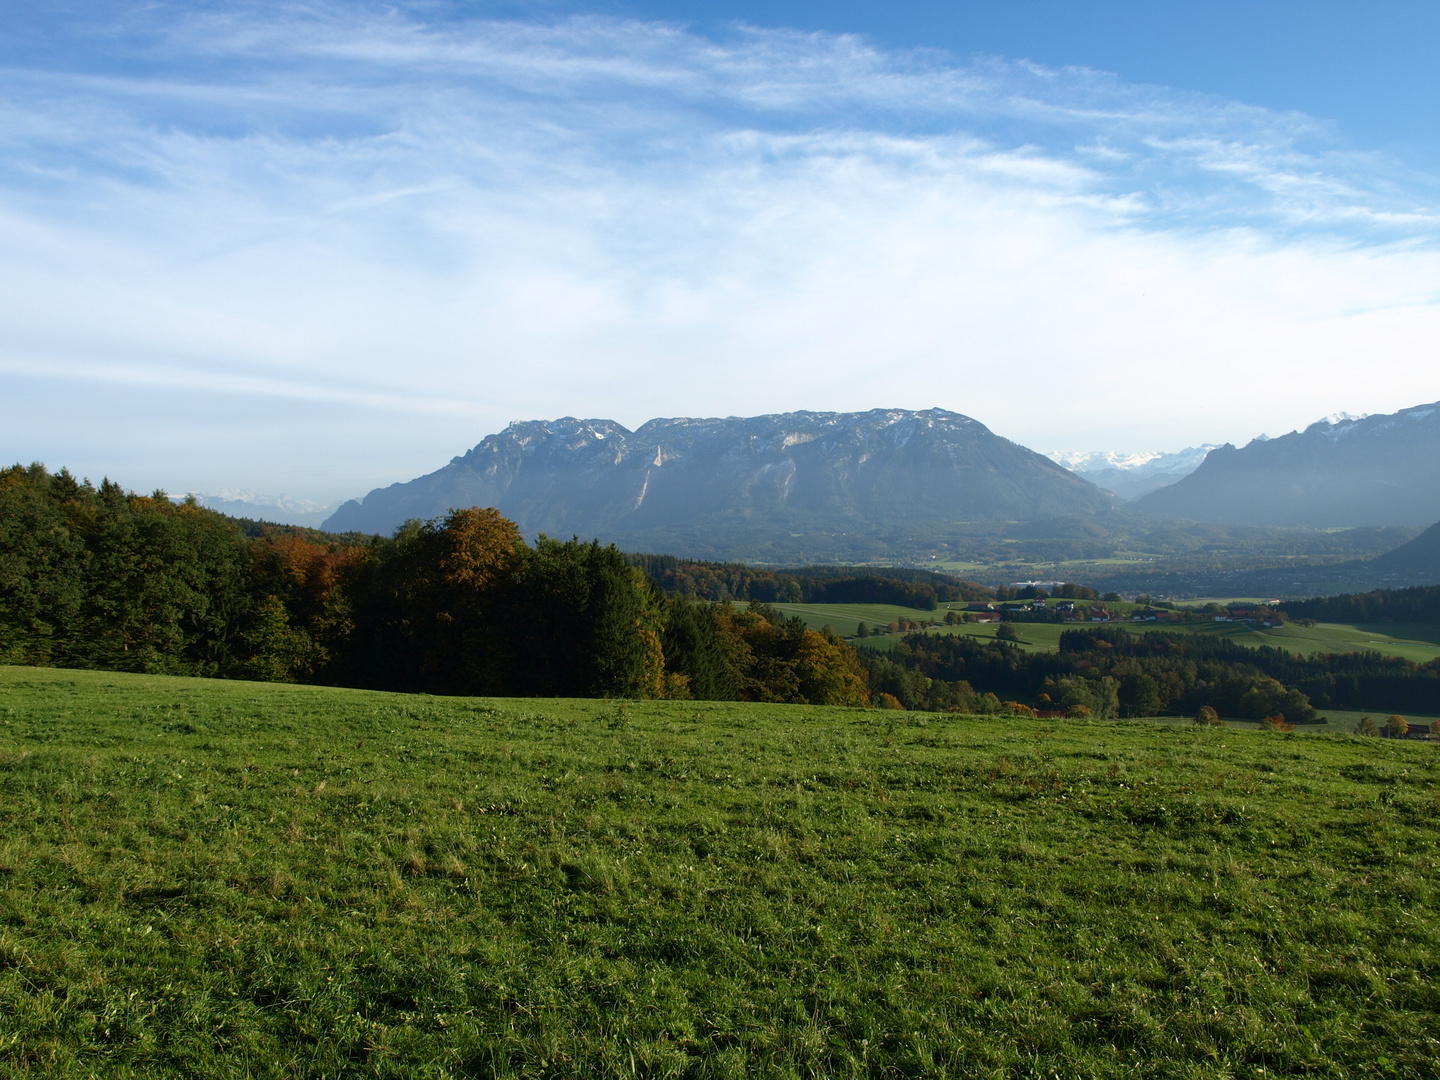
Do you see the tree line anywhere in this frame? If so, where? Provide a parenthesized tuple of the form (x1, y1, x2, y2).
(864, 624, 1440, 719)
(625, 554, 991, 609)
(1285, 584, 1440, 625)
(0, 465, 867, 706)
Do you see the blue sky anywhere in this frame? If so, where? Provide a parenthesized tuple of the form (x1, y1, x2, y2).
(615, 2, 1440, 166)
(3, 1, 1439, 506)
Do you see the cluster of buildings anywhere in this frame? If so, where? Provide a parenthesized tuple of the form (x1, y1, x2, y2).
(1211, 602, 1285, 628)
(954, 598, 1288, 628)
(962, 599, 1113, 623)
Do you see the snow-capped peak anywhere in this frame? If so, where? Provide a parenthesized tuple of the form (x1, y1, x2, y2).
(1047, 445, 1218, 475)
(188, 489, 333, 515)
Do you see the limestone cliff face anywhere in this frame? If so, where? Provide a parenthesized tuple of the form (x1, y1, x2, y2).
(323, 408, 1113, 554)
(1136, 402, 1440, 528)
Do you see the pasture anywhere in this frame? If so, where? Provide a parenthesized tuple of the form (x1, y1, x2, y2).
(3, 666, 1440, 1077)
(766, 601, 1440, 663)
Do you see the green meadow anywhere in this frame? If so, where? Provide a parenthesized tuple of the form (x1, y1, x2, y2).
(3, 666, 1440, 1078)
(766, 601, 1440, 663)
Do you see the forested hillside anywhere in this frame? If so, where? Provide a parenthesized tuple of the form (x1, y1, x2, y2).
(625, 554, 992, 608)
(0, 464, 866, 706)
(1285, 583, 1440, 624)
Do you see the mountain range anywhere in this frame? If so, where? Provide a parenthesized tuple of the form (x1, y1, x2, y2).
(1047, 446, 1219, 501)
(312, 400, 1440, 578)
(323, 409, 1113, 557)
(190, 492, 338, 529)
(1134, 401, 1440, 527)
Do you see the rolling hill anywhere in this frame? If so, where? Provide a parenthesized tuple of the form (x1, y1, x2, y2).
(1371, 518, 1440, 580)
(6, 666, 1440, 1077)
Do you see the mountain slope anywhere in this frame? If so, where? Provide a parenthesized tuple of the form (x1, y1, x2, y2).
(1134, 402, 1440, 527)
(1371, 519, 1440, 581)
(323, 409, 1114, 556)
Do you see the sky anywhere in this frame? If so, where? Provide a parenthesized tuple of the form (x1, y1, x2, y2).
(3, 1, 1439, 508)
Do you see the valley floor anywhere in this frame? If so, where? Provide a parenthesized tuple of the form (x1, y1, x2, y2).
(2, 667, 1438, 1078)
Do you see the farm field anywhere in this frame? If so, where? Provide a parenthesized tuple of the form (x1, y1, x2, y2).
(3, 666, 1440, 1078)
(1105, 619, 1440, 664)
(764, 601, 948, 638)
(768, 601, 1440, 662)
(1319, 708, 1440, 734)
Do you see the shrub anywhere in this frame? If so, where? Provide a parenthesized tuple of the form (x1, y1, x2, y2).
(1356, 715, 1380, 736)
(875, 692, 904, 710)
(975, 692, 1004, 715)
(1195, 705, 1219, 726)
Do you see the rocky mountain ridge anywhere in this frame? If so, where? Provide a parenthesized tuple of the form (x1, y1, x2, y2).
(323, 408, 1114, 558)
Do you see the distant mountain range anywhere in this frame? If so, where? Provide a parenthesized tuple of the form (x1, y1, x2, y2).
(1134, 401, 1440, 527)
(1047, 445, 1219, 501)
(190, 492, 338, 529)
(311, 399, 1440, 576)
(323, 409, 1113, 557)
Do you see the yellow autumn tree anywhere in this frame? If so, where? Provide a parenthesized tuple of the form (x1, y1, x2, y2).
(635, 571, 689, 700)
(794, 628, 870, 707)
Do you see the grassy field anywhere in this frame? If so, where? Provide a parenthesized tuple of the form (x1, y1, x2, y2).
(1081, 619, 1440, 664)
(1319, 708, 1440, 734)
(767, 601, 1440, 663)
(765, 602, 946, 638)
(3, 667, 1440, 1077)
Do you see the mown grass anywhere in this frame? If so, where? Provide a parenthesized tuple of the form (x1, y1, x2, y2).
(3, 665, 1440, 1078)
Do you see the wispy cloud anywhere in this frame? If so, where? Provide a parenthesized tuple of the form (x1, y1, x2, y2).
(1, 2, 1438, 500)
